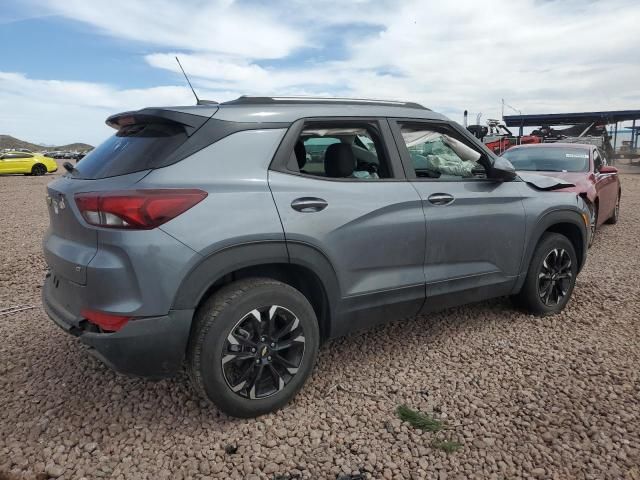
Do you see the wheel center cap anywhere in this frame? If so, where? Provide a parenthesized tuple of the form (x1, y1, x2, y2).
(260, 345, 270, 357)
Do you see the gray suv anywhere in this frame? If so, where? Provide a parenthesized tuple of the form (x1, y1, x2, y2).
(43, 97, 590, 417)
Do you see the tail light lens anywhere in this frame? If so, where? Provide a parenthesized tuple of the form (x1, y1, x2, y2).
(81, 309, 130, 332)
(75, 189, 207, 230)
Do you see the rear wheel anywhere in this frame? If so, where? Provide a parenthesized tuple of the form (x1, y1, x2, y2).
(187, 277, 319, 418)
(513, 233, 578, 316)
(31, 164, 47, 176)
(606, 193, 620, 224)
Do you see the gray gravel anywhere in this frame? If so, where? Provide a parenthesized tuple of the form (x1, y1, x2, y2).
(1, 165, 639, 479)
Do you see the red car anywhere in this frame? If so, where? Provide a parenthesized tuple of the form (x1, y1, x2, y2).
(502, 143, 621, 246)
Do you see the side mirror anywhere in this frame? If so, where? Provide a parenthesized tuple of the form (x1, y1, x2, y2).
(599, 165, 617, 174)
(489, 156, 517, 181)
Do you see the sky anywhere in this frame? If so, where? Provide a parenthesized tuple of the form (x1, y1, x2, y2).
(1, 0, 639, 146)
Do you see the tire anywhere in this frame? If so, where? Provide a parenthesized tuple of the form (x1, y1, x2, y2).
(187, 277, 319, 418)
(587, 202, 597, 248)
(31, 164, 46, 176)
(606, 192, 620, 225)
(512, 233, 578, 316)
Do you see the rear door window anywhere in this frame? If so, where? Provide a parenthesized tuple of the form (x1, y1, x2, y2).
(291, 123, 392, 180)
(73, 123, 188, 179)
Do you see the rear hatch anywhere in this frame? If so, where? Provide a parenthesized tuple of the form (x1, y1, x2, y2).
(43, 106, 216, 284)
(44, 172, 149, 284)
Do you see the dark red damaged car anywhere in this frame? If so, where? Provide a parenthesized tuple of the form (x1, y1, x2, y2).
(502, 143, 621, 246)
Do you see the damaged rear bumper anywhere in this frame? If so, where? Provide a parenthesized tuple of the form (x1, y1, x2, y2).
(43, 273, 193, 378)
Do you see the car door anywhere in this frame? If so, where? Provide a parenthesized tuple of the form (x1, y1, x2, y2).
(0, 153, 29, 173)
(0, 154, 8, 173)
(268, 118, 427, 335)
(389, 118, 526, 310)
(593, 148, 616, 220)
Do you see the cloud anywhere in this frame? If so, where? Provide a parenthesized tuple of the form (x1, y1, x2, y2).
(143, 0, 640, 120)
(34, 0, 305, 59)
(0, 72, 197, 145)
(4, 0, 640, 145)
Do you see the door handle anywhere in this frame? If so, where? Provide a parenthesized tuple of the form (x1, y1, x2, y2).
(427, 193, 454, 206)
(291, 197, 328, 212)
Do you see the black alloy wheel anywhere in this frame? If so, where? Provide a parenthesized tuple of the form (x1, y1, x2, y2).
(187, 277, 319, 417)
(537, 248, 573, 306)
(32, 164, 46, 176)
(512, 232, 578, 316)
(222, 305, 306, 400)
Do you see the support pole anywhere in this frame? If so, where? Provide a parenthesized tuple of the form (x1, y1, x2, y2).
(613, 122, 618, 156)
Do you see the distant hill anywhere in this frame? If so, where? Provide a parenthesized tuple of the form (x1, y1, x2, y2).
(0, 135, 93, 152)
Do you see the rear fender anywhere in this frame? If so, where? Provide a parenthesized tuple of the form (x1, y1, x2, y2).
(171, 241, 340, 335)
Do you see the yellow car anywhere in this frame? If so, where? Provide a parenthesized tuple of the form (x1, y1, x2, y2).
(0, 151, 58, 176)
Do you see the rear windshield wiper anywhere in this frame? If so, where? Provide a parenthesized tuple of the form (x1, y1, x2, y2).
(63, 161, 80, 176)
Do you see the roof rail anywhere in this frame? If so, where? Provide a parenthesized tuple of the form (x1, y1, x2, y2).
(221, 96, 429, 110)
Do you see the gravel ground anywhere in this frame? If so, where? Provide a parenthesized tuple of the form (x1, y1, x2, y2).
(1, 166, 639, 480)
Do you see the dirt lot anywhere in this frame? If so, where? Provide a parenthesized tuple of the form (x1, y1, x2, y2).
(1, 166, 639, 480)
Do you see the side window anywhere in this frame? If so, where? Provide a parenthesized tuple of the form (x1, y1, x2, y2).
(3, 153, 32, 159)
(593, 150, 603, 172)
(290, 123, 393, 180)
(397, 123, 484, 180)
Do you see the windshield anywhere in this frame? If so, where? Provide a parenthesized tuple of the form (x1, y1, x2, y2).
(502, 147, 590, 172)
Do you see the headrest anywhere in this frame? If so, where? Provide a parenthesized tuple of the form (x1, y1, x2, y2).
(324, 143, 355, 178)
(294, 140, 306, 169)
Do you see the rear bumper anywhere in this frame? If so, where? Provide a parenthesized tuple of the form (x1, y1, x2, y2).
(43, 273, 194, 378)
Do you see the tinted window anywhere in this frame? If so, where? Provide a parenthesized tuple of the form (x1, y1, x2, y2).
(3, 153, 32, 159)
(502, 147, 589, 172)
(73, 123, 188, 179)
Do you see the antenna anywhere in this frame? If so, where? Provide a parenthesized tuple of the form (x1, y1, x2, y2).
(175, 56, 200, 105)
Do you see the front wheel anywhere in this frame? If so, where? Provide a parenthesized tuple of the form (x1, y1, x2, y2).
(587, 203, 597, 248)
(187, 278, 319, 418)
(606, 193, 620, 224)
(512, 233, 578, 316)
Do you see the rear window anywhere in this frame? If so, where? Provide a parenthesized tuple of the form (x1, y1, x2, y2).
(73, 123, 188, 179)
(502, 147, 590, 172)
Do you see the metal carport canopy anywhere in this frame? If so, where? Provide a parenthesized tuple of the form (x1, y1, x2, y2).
(503, 110, 640, 127)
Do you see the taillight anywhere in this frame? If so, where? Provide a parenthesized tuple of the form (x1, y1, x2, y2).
(75, 189, 207, 229)
(81, 309, 130, 332)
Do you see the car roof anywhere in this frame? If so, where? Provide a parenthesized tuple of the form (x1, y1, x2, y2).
(129, 96, 450, 124)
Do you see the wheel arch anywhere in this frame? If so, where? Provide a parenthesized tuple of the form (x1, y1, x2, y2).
(515, 209, 588, 293)
(172, 241, 339, 341)
(31, 162, 46, 174)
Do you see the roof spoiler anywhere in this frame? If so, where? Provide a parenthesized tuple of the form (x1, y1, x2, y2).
(105, 108, 215, 136)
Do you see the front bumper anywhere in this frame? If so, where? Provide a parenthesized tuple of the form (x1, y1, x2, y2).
(43, 273, 194, 378)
